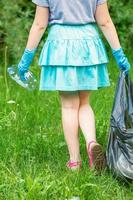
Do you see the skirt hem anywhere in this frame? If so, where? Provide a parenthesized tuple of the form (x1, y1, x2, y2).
(38, 61, 109, 67)
(39, 83, 111, 91)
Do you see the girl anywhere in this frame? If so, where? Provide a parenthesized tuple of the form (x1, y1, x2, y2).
(15, 0, 130, 172)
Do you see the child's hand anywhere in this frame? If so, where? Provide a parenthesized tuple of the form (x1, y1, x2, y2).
(112, 47, 131, 74)
(18, 48, 37, 81)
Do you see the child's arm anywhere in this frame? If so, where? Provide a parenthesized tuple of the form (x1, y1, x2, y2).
(95, 2, 120, 50)
(17, 6, 49, 80)
(95, 2, 131, 74)
(26, 6, 49, 50)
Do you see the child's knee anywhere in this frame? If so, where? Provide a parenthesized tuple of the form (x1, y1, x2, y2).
(59, 91, 80, 109)
(79, 90, 91, 105)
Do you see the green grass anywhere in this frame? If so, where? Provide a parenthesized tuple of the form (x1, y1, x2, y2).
(0, 52, 133, 200)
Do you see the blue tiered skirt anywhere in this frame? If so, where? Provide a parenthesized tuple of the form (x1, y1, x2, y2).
(39, 23, 110, 91)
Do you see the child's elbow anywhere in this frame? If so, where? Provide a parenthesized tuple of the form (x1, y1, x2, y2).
(97, 18, 112, 28)
(35, 21, 48, 31)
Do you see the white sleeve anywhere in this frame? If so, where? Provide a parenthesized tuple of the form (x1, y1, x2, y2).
(32, 0, 49, 7)
(96, 0, 107, 5)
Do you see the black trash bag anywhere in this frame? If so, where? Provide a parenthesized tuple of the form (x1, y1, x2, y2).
(106, 71, 133, 180)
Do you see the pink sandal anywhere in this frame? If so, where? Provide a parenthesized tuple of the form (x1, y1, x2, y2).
(66, 160, 82, 170)
(87, 140, 106, 172)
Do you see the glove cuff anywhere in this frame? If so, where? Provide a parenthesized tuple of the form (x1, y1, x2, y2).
(111, 47, 123, 54)
(25, 47, 37, 54)
(111, 47, 126, 61)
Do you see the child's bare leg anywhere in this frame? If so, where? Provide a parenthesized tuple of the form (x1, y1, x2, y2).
(78, 90, 96, 147)
(59, 91, 81, 162)
(78, 90, 106, 170)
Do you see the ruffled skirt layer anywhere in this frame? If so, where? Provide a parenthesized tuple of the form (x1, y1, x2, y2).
(40, 64, 110, 91)
(38, 23, 110, 91)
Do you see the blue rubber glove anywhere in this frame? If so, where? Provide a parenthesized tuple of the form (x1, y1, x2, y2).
(18, 48, 37, 81)
(112, 47, 131, 75)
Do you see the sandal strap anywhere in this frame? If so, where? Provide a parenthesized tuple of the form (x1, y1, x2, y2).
(88, 140, 97, 151)
(87, 140, 97, 168)
(67, 160, 82, 168)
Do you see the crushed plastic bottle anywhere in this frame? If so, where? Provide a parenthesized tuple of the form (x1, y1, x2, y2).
(7, 65, 38, 91)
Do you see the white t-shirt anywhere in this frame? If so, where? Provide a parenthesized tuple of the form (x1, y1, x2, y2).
(32, 0, 107, 25)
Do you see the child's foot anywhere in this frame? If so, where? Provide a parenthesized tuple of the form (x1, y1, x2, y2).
(66, 160, 82, 171)
(87, 140, 106, 173)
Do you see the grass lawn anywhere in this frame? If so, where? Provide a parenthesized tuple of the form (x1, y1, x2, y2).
(0, 52, 133, 200)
